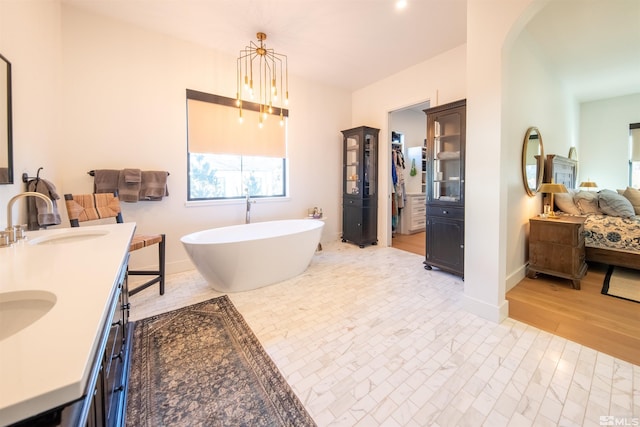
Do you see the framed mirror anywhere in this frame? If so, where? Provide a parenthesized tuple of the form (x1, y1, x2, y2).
(0, 53, 13, 184)
(522, 127, 544, 197)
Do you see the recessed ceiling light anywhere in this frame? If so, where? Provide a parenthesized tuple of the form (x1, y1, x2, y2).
(396, 0, 408, 10)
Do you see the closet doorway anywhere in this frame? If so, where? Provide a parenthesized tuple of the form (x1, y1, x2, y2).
(389, 100, 430, 256)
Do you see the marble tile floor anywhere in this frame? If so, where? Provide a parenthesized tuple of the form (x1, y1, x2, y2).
(129, 242, 639, 427)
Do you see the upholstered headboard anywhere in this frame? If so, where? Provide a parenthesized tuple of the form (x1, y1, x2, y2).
(545, 154, 577, 190)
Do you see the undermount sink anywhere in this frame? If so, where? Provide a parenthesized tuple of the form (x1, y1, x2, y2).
(0, 290, 56, 341)
(29, 229, 109, 245)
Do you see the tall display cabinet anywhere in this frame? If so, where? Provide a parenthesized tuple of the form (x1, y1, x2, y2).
(423, 100, 466, 277)
(341, 126, 379, 248)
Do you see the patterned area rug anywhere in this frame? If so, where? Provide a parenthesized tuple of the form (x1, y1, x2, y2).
(126, 295, 316, 426)
(602, 266, 640, 303)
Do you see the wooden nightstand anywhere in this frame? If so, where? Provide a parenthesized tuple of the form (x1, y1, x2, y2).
(527, 215, 587, 289)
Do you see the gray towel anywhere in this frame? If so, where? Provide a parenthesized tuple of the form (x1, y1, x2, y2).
(26, 179, 62, 230)
(123, 168, 141, 183)
(118, 171, 140, 203)
(93, 169, 120, 193)
(139, 171, 169, 200)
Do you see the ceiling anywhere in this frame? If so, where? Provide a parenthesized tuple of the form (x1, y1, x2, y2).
(525, 0, 640, 102)
(62, 0, 640, 101)
(61, 0, 467, 92)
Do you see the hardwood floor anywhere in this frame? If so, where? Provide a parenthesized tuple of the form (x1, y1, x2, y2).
(391, 231, 425, 256)
(507, 263, 640, 366)
(391, 233, 640, 365)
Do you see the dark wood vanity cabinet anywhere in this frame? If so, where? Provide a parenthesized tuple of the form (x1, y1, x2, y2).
(10, 258, 132, 427)
(78, 258, 132, 427)
(341, 126, 379, 248)
(424, 100, 466, 277)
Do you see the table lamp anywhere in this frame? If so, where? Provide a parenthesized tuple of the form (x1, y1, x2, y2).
(539, 182, 568, 218)
(578, 179, 598, 191)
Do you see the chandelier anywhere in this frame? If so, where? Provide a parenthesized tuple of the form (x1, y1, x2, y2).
(236, 32, 289, 127)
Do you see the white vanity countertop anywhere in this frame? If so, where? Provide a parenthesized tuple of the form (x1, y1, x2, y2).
(0, 223, 135, 426)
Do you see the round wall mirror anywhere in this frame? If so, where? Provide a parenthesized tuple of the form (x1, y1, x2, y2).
(522, 127, 544, 197)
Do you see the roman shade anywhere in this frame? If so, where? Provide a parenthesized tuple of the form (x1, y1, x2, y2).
(187, 98, 286, 158)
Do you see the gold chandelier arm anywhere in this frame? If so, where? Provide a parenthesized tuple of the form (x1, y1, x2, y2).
(236, 32, 288, 126)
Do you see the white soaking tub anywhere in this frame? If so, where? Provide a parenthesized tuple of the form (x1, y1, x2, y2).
(181, 219, 324, 292)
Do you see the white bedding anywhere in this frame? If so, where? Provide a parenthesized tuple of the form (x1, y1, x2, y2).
(583, 214, 640, 253)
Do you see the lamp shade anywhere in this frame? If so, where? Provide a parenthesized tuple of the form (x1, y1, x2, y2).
(538, 183, 568, 194)
(579, 181, 598, 188)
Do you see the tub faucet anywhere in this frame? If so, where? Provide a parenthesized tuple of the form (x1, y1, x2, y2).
(245, 189, 255, 224)
(5, 191, 54, 244)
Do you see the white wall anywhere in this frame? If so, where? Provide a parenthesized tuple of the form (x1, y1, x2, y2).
(579, 93, 640, 190)
(464, 0, 540, 322)
(0, 3, 352, 276)
(503, 27, 577, 291)
(0, 0, 62, 227)
(352, 45, 466, 248)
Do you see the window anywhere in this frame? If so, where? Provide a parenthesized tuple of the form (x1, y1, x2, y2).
(186, 89, 288, 201)
(630, 123, 640, 188)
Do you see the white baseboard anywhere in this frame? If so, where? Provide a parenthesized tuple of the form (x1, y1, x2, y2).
(463, 294, 509, 323)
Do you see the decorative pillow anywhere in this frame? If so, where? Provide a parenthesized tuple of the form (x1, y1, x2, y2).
(554, 189, 581, 215)
(598, 189, 635, 217)
(574, 191, 602, 214)
(622, 187, 640, 215)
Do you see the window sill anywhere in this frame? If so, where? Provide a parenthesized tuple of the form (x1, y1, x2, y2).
(184, 196, 290, 208)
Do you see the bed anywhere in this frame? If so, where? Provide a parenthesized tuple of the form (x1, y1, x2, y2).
(546, 154, 640, 270)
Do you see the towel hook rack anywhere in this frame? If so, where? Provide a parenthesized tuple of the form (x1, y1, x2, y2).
(22, 167, 44, 183)
(88, 170, 170, 176)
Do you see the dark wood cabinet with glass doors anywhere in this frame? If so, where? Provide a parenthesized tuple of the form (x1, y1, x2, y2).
(341, 126, 379, 248)
(424, 100, 466, 277)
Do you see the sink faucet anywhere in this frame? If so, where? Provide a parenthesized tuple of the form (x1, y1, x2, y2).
(245, 189, 254, 224)
(5, 192, 54, 243)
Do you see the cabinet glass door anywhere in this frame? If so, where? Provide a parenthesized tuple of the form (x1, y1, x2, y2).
(364, 133, 376, 196)
(432, 112, 462, 201)
(345, 135, 360, 195)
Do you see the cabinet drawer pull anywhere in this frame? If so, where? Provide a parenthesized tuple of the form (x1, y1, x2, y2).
(442, 210, 448, 214)
(111, 320, 122, 328)
(112, 350, 123, 362)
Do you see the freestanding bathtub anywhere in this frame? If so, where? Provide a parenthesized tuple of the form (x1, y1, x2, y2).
(181, 219, 324, 292)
